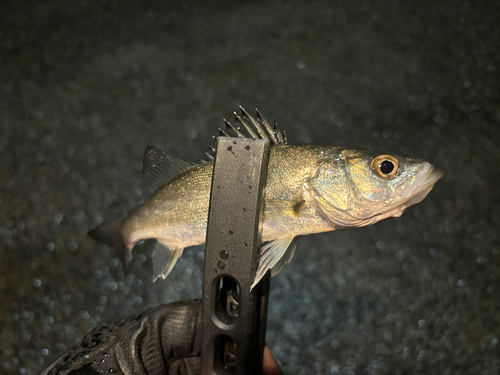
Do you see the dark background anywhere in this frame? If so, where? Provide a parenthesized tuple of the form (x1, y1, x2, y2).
(1, 0, 499, 374)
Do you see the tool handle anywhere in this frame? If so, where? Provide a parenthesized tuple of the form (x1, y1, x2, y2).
(201, 137, 271, 375)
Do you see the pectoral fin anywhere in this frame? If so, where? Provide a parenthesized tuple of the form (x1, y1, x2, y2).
(264, 187, 307, 222)
(250, 235, 296, 291)
(152, 240, 183, 282)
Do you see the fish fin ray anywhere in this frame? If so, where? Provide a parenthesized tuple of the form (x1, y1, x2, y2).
(249, 106, 278, 144)
(265, 198, 300, 212)
(88, 222, 133, 270)
(269, 236, 299, 276)
(250, 235, 295, 290)
(239, 106, 271, 141)
(253, 107, 287, 144)
(234, 112, 259, 139)
(224, 118, 246, 138)
(142, 146, 192, 194)
(265, 191, 307, 221)
(211, 108, 287, 146)
(152, 240, 183, 281)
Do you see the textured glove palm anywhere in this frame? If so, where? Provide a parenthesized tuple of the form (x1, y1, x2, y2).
(40, 300, 202, 375)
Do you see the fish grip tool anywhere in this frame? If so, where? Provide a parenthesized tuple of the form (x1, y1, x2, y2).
(202, 137, 271, 375)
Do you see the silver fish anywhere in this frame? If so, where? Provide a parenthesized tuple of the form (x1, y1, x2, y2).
(89, 107, 443, 289)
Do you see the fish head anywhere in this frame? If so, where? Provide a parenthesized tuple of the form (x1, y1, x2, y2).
(310, 149, 443, 227)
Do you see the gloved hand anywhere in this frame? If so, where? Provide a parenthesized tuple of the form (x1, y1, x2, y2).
(40, 300, 282, 375)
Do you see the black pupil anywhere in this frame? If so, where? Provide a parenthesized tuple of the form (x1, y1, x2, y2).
(379, 160, 394, 174)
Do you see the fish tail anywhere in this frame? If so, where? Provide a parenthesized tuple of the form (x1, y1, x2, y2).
(88, 222, 134, 269)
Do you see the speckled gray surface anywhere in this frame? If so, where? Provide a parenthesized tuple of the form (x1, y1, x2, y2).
(1, 0, 499, 374)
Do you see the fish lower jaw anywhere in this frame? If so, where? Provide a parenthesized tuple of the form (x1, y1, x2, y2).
(324, 206, 409, 229)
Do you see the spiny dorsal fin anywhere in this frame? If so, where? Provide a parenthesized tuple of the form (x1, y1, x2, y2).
(142, 146, 192, 194)
(219, 107, 288, 145)
(224, 118, 246, 138)
(204, 107, 288, 162)
(245, 107, 277, 144)
(234, 112, 260, 139)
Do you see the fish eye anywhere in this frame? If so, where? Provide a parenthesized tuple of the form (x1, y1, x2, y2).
(371, 155, 399, 178)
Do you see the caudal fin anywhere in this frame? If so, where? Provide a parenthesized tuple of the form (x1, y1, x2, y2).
(88, 222, 133, 269)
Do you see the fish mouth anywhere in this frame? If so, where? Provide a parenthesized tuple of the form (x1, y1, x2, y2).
(383, 165, 442, 219)
(400, 166, 443, 208)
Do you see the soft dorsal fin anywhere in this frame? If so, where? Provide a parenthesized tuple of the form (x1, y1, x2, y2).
(142, 146, 192, 194)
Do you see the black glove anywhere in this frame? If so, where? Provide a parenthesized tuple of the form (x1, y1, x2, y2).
(40, 300, 202, 375)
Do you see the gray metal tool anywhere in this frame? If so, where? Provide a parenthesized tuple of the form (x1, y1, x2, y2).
(201, 137, 271, 375)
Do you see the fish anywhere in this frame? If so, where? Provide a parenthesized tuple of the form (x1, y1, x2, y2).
(89, 107, 443, 290)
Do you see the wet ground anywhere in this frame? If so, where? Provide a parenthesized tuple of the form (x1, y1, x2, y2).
(1, 0, 499, 374)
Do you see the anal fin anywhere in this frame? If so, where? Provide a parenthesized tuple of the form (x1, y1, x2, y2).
(152, 240, 183, 282)
(250, 235, 296, 291)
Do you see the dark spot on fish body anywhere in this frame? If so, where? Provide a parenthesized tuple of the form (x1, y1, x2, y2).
(218, 261, 226, 269)
(227, 146, 233, 151)
(245, 145, 251, 150)
(292, 200, 306, 217)
(214, 268, 218, 274)
(249, 185, 252, 189)
(220, 250, 229, 259)
(229, 230, 233, 234)
(243, 207, 246, 211)
(244, 242, 248, 246)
